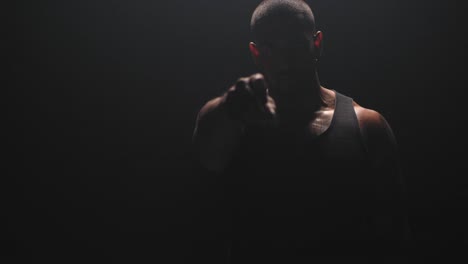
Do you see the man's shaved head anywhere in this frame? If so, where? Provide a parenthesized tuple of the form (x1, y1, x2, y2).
(250, 0, 316, 45)
(248, 0, 322, 99)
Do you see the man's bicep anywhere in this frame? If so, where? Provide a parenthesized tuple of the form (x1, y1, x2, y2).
(361, 110, 411, 251)
(362, 110, 405, 199)
(363, 111, 399, 167)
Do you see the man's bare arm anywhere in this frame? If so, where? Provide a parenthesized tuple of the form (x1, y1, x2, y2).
(356, 104, 412, 258)
(192, 74, 276, 173)
(192, 95, 244, 173)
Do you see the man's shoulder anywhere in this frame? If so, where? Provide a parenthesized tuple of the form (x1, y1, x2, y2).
(327, 88, 389, 131)
(351, 101, 397, 151)
(352, 101, 389, 131)
(197, 96, 225, 119)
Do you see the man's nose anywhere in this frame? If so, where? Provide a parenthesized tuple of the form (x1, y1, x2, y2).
(273, 51, 298, 70)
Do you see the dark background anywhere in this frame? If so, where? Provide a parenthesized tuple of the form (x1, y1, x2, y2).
(6, 0, 466, 263)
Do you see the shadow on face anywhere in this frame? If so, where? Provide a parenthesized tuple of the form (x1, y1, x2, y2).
(255, 27, 319, 98)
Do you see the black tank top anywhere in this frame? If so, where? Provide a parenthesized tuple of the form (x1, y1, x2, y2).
(223, 91, 376, 262)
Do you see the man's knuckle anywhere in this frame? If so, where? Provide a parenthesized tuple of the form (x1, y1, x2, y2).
(252, 73, 264, 79)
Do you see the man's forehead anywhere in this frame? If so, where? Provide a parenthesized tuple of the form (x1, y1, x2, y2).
(260, 30, 314, 46)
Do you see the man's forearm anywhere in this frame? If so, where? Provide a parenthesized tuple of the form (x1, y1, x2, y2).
(192, 96, 244, 172)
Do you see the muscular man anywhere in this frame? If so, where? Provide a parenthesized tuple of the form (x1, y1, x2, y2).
(192, 0, 411, 262)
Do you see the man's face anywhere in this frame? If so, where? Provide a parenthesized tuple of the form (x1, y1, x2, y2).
(257, 28, 318, 97)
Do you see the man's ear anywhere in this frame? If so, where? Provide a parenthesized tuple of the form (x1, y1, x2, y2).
(249, 42, 260, 64)
(313, 31, 323, 57)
